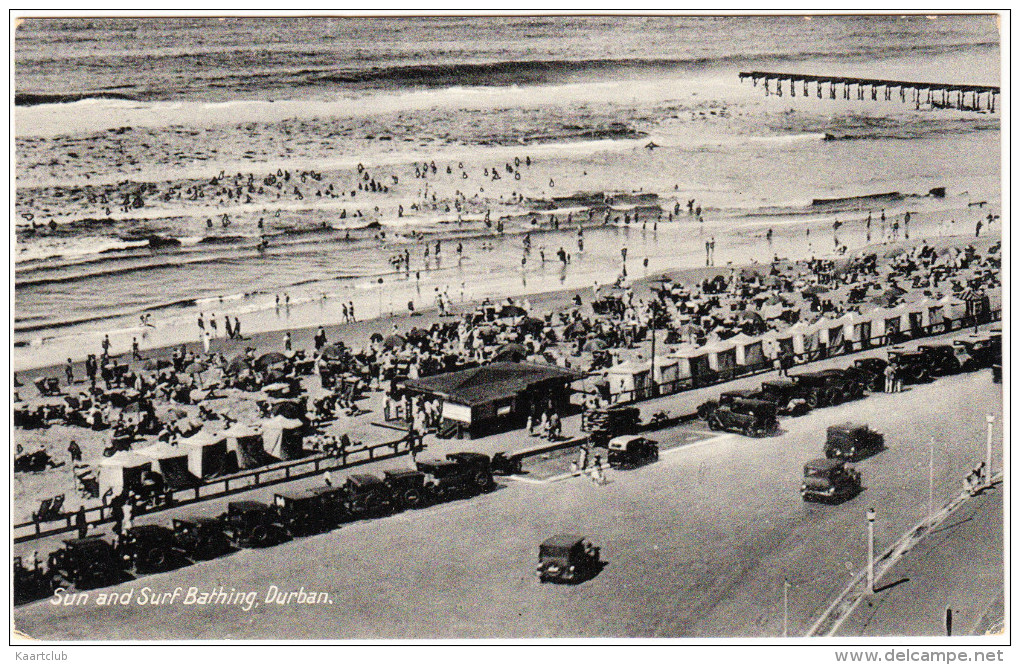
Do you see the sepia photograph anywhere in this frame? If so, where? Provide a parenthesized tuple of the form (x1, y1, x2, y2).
(9, 10, 1006, 650)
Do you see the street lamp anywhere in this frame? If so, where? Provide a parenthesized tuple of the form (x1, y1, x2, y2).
(985, 413, 995, 484)
(866, 508, 876, 594)
(377, 277, 384, 318)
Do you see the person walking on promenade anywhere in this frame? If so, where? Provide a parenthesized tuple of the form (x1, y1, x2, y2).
(75, 506, 87, 539)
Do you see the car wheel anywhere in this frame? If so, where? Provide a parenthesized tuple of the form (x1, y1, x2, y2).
(708, 416, 721, 431)
(250, 524, 271, 546)
(404, 489, 423, 508)
(806, 392, 819, 408)
(144, 547, 168, 571)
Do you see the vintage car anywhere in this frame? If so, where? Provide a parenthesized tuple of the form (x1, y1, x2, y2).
(791, 370, 862, 407)
(914, 344, 963, 377)
(118, 524, 176, 573)
(825, 423, 885, 461)
(706, 398, 778, 437)
(48, 536, 125, 589)
(842, 358, 888, 393)
(446, 452, 496, 492)
(537, 534, 602, 584)
(172, 515, 231, 560)
(606, 435, 659, 469)
(801, 458, 862, 504)
(343, 473, 395, 519)
(383, 469, 431, 510)
(953, 335, 997, 371)
(697, 389, 759, 420)
(416, 459, 478, 502)
(274, 486, 346, 535)
(13, 556, 52, 604)
(221, 500, 288, 548)
(757, 379, 812, 416)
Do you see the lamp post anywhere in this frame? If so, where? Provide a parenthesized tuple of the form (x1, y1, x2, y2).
(782, 578, 790, 637)
(986, 413, 995, 484)
(377, 277, 384, 318)
(866, 508, 876, 594)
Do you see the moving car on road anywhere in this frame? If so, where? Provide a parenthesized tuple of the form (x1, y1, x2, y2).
(537, 534, 601, 584)
(825, 423, 884, 461)
(607, 435, 659, 469)
(801, 458, 862, 504)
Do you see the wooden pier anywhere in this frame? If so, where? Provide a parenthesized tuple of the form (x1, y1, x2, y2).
(739, 71, 999, 112)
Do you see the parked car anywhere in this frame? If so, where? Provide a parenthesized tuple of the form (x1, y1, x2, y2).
(13, 556, 53, 604)
(758, 379, 811, 415)
(584, 405, 641, 447)
(48, 536, 125, 589)
(343, 473, 395, 519)
(446, 452, 496, 492)
(416, 459, 478, 502)
(172, 515, 231, 560)
(383, 469, 431, 510)
(800, 458, 862, 504)
(707, 398, 778, 437)
(842, 358, 888, 393)
(537, 534, 601, 584)
(607, 435, 659, 469)
(825, 423, 885, 461)
(118, 524, 176, 573)
(221, 500, 288, 548)
(791, 370, 860, 407)
(274, 486, 346, 535)
(914, 344, 963, 377)
(953, 335, 996, 371)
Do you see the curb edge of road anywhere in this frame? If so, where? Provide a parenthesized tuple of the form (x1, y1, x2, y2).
(806, 472, 1004, 637)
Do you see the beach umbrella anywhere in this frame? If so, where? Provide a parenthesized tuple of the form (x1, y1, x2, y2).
(255, 352, 288, 371)
(321, 343, 346, 361)
(225, 355, 253, 375)
(383, 334, 406, 350)
(369, 332, 384, 344)
(498, 304, 527, 318)
(583, 338, 608, 352)
(185, 361, 207, 375)
(493, 343, 528, 362)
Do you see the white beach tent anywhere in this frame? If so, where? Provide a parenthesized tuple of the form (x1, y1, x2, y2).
(136, 441, 200, 489)
(786, 321, 819, 356)
(262, 415, 305, 461)
(728, 333, 765, 367)
(180, 429, 228, 479)
(702, 338, 738, 372)
(938, 294, 967, 326)
(221, 422, 268, 470)
(651, 357, 680, 389)
(98, 451, 152, 497)
(606, 360, 652, 402)
(670, 344, 712, 382)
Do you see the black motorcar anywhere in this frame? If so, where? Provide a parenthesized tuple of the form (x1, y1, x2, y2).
(758, 379, 812, 415)
(221, 500, 288, 548)
(842, 358, 888, 393)
(914, 344, 963, 377)
(343, 473, 395, 519)
(48, 536, 125, 589)
(707, 398, 778, 437)
(416, 459, 477, 502)
(607, 435, 659, 469)
(953, 335, 996, 371)
(583, 405, 641, 447)
(697, 389, 759, 420)
(119, 524, 176, 573)
(801, 458, 862, 504)
(825, 423, 885, 461)
(537, 534, 602, 584)
(791, 371, 859, 408)
(13, 556, 52, 604)
(274, 486, 346, 535)
(172, 515, 232, 560)
(446, 452, 496, 492)
(383, 469, 431, 510)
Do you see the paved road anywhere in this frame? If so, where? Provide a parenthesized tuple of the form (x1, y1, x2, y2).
(13, 369, 1002, 639)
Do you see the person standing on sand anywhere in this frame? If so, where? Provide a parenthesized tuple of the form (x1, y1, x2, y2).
(209, 315, 218, 338)
(710, 237, 716, 266)
(349, 301, 356, 321)
(975, 219, 983, 237)
(101, 334, 111, 358)
(65, 358, 74, 386)
(234, 316, 242, 339)
(284, 331, 292, 351)
(202, 329, 211, 354)
(705, 240, 711, 267)
(197, 312, 205, 337)
(132, 337, 142, 360)
(224, 316, 234, 340)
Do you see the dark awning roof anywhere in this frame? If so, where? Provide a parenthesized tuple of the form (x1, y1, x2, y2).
(401, 362, 582, 406)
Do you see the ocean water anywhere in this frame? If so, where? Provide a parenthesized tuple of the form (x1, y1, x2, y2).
(13, 15, 1001, 368)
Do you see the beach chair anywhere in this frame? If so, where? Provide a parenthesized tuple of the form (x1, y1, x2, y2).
(32, 494, 65, 522)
